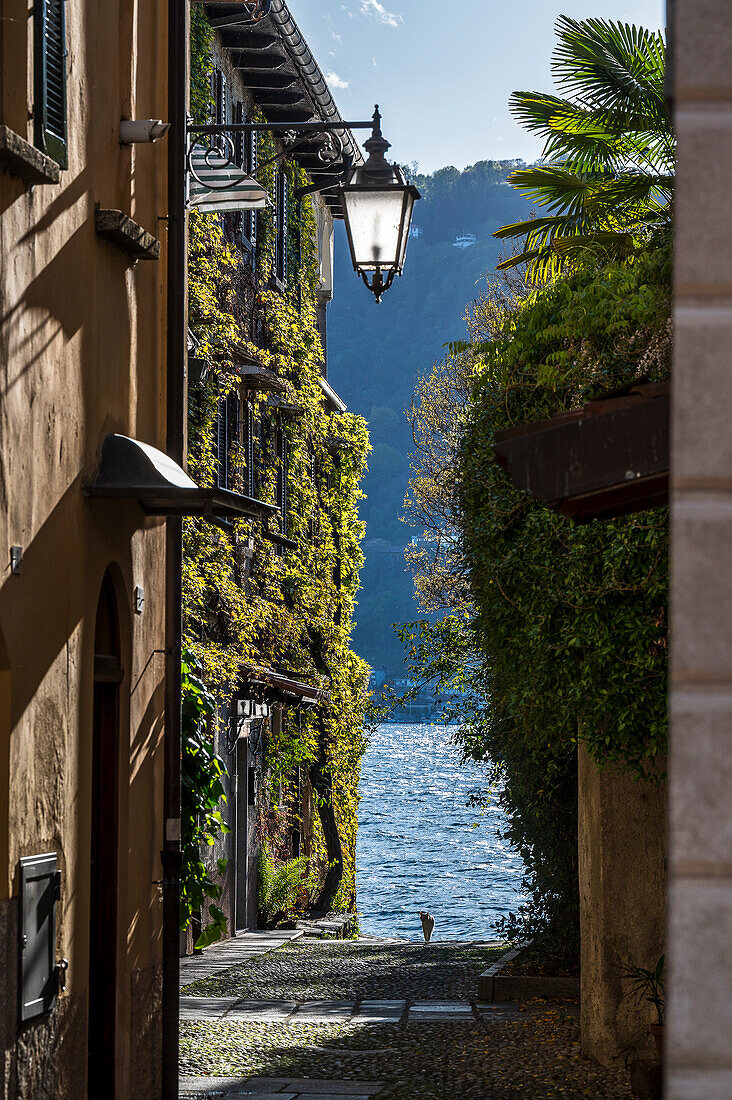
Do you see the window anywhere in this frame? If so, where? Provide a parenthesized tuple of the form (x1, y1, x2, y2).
(234, 102, 258, 261)
(242, 401, 256, 498)
(215, 392, 240, 491)
(212, 67, 228, 148)
(275, 424, 288, 531)
(333, 532, 343, 626)
(35, 0, 68, 167)
(273, 168, 287, 287)
(316, 300, 328, 369)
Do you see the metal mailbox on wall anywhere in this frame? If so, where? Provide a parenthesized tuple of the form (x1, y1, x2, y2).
(18, 853, 66, 1022)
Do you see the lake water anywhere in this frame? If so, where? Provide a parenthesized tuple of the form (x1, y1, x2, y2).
(356, 723, 526, 942)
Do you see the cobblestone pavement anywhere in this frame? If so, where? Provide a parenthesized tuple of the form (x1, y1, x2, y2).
(181, 940, 504, 1002)
(180, 939, 633, 1099)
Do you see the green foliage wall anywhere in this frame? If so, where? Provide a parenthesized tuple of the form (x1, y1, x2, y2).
(457, 245, 671, 953)
(182, 9, 370, 932)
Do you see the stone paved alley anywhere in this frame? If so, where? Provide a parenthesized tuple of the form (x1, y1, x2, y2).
(179, 934, 634, 1099)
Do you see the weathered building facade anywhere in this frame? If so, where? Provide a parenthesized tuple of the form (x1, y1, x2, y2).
(180, 4, 369, 952)
(0, 1, 169, 1094)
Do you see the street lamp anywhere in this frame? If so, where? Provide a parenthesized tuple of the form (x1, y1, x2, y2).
(338, 107, 420, 303)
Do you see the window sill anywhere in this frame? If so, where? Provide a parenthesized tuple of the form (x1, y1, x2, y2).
(269, 276, 286, 295)
(0, 125, 60, 186)
(95, 207, 160, 261)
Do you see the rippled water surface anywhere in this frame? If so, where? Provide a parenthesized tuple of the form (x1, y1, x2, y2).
(356, 724, 526, 941)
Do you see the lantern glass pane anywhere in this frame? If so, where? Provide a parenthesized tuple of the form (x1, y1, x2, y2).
(342, 188, 407, 270)
(396, 191, 416, 271)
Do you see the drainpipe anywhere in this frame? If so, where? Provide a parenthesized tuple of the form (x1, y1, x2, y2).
(162, 1, 189, 1097)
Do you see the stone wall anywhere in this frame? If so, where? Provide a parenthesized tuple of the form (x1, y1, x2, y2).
(578, 745, 666, 1065)
(669, 2, 732, 1096)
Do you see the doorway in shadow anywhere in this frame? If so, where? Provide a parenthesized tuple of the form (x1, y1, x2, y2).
(88, 570, 123, 1098)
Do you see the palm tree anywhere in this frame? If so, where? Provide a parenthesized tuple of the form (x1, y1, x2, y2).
(495, 17, 673, 283)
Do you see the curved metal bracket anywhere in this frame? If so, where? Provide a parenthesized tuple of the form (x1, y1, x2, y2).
(206, 0, 273, 28)
(186, 120, 350, 197)
(360, 267, 396, 304)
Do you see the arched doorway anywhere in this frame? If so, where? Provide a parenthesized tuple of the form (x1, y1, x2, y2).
(88, 571, 122, 1098)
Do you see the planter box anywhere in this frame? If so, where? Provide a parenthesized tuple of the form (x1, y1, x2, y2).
(492, 974, 579, 1002)
(478, 944, 579, 1002)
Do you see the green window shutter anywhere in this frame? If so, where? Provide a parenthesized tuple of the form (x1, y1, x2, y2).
(35, 0, 68, 168)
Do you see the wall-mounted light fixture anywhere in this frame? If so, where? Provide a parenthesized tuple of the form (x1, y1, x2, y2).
(119, 119, 171, 145)
(10, 546, 22, 575)
(187, 105, 419, 303)
(338, 107, 420, 303)
(237, 698, 270, 721)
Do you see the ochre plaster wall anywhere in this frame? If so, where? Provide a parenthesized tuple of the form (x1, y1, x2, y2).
(578, 744, 666, 1065)
(0, 1, 168, 1094)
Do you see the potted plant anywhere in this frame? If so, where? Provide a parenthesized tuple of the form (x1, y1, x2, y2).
(622, 955, 666, 1059)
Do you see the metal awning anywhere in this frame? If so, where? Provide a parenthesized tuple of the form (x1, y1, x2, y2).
(319, 375, 347, 413)
(493, 382, 669, 523)
(188, 148, 270, 213)
(232, 363, 289, 393)
(84, 434, 279, 520)
(240, 668, 330, 710)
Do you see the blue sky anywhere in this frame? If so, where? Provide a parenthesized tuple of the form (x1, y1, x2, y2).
(286, 0, 666, 174)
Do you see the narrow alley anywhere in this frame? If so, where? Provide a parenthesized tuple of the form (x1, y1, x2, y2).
(179, 934, 633, 1099)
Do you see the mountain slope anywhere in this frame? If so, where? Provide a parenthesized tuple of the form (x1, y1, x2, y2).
(328, 160, 532, 668)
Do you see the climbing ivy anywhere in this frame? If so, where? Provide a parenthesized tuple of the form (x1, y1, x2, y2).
(181, 8, 370, 945)
(460, 245, 671, 775)
(180, 648, 230, 948)
(455, 245, 671, 955)
(398, 245, 671, 958)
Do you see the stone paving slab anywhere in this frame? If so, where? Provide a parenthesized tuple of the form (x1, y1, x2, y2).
(227, 1001, 298, 1020)
(409, 1001, 475, 1019)
(181, 997, 499, 1024)
(180, 996, 238, 1019)
(291, 1001, 355, 1022)
(295, 1094, 375, 1099)
(179, 1078, 258, 1096)
(352, 1000, 405, 1022)
(237, 1081, 383, 1095)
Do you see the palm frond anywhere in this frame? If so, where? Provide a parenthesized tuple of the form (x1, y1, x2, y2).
(553, 16, 666, 116)
(506, 167, 601, 216)
(495, 16, 673, 285)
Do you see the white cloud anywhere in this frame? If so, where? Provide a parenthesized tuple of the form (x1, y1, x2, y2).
(326, 70, 350, 90)
(359, 0, 403, 27)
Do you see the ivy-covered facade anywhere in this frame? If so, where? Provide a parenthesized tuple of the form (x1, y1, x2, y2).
(181, 7, 370, 950)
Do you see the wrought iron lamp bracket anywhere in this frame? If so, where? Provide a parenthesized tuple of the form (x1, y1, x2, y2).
(186, 117, 372, 202)
(206, 0, 273, 28)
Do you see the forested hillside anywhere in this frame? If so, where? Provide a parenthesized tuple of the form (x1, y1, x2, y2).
(328, 160, 532, 668)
